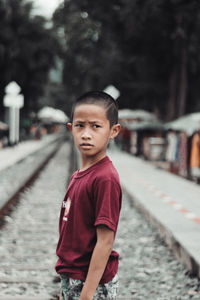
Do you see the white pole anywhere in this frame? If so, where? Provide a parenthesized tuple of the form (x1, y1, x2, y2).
(9, 106, 16, 145)
(15, 107, 20, 143)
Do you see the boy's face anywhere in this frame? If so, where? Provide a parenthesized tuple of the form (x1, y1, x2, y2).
(68, 104, 120, 160)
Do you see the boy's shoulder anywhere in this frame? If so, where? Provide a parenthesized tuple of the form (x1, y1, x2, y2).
(92, 156, 120, 184)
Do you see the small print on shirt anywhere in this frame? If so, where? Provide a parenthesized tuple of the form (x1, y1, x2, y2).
(63, 198, 71, 221)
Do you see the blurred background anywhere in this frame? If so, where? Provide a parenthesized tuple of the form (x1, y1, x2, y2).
(1, 3, 200, 298)
(1, 0, 200, 121)
(1, 0, 200, 182)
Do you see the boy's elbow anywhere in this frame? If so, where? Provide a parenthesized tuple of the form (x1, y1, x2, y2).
(96, 238, 113, 255)
(101, 237, 113, 248)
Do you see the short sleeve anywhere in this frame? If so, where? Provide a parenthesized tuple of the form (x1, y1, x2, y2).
(94, 179, 122, 232)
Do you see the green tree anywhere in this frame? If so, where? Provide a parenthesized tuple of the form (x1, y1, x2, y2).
(0, 0, 60, 120)
(53, 0, 123, 114)
(53, 0, 200, 120)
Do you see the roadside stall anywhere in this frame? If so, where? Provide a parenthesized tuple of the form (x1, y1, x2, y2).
(118, 109, 156, 125)
(165, 112, 200, 182)
(126, 120, 165, 160)
(32, 106, 69, 140)
(118, 109, 165, 160)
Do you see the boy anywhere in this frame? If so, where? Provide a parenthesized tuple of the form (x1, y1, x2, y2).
(55, 91, 122, 300)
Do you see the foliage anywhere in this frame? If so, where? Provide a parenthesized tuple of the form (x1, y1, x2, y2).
(0, 0, 60, 119)
(53, 0, 200, 120)
(1, 0, 200, 121)
(53, 0, 123, 114)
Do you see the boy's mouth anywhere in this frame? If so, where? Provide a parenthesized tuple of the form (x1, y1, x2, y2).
(80, 143, 94, 149)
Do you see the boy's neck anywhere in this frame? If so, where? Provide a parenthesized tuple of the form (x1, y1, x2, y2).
(79, 153, 107, 172)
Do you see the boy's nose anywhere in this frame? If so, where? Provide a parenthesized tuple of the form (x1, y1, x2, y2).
(81, 129, 91, 139)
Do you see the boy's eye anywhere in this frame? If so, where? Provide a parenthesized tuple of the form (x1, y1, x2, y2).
(93, 124, 101, 128)
(74, 124, 83, 128)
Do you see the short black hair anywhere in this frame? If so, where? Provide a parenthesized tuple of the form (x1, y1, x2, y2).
(71, 91, 119, 127)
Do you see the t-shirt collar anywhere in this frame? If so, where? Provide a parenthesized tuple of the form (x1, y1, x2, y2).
(74, 156, 110, 178)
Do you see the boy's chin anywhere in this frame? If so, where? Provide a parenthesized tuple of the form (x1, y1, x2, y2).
(80, 150, 95, 156)
(79, 148, 100, 156)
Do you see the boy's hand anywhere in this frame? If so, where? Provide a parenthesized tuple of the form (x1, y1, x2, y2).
(79, 225, 114, 300)
(59, 290, 63, 300)
(79, 296, 92, 300)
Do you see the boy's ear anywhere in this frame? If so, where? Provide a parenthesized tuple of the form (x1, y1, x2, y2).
(110, 124, 121, 139)
(67, 123, 72, 131)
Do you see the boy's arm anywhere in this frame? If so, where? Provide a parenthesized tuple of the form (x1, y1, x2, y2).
(79, 225, 115, 300)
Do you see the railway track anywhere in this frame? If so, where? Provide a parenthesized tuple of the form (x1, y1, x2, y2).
(0, 136, 65, 225)
(1, 141, 200, 299)
(0, 142, 70, 299)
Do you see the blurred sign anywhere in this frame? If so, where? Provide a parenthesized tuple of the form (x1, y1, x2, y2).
(3, 94, 24, 108)
(5, 81, 21, 95)
(3, 82, 24, 108)
(104, 85, 120, 100)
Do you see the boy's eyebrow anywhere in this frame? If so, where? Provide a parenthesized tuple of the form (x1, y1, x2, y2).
(73, 119, 104, 124)
(89, 120, 103, 124)
(73, 120, 84, 123)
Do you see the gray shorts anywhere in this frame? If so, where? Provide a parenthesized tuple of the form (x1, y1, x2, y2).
(60, 273, 118, 300)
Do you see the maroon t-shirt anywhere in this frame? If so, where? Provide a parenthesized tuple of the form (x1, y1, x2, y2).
(55, 156, 122, 283)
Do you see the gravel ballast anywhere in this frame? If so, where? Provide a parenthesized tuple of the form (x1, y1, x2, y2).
(0, 144, 200, 299)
